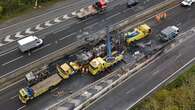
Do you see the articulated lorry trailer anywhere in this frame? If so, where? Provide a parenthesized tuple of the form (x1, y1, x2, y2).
(76, 0, 107, 19)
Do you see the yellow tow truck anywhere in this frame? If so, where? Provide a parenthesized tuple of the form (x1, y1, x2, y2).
(89, 51, 123, 75)
(57, 62, 80, 79)
(126, 24, 151, 45)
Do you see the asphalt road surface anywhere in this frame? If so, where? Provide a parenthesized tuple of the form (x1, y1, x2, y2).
(84, 4, 195, 110)
(0, 0, 163, 78)
(0, 0, 175, 110)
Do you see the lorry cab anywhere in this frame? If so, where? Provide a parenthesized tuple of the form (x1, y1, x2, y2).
(57, 63, 74, 79)
(19, 88, 33, 104)
(89, 57, 106, 75)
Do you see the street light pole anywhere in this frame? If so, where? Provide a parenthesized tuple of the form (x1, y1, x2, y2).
(35, 0, 38, 8)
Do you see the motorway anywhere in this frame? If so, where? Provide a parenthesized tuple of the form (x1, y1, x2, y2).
(0, 0, 168, 110)
(0, 0, 164, 79)
(84, 3, 195, 110)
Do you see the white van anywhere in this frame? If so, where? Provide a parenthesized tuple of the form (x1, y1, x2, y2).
(17, 36, 43, 52)
(181, 0, 195, 6)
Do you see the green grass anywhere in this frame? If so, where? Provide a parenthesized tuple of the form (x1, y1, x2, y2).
(131, 65, 195, 110)
(0, 0, 64, 23)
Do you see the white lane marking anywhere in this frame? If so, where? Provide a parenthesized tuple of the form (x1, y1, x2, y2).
(10, 95, 17, 100)
(71, 11, 77, 16)
(63, 14, 71, 19)
(84, 22, 98, 30)
(82, 54, 161, 110)
(32, 43, 51, 53)
(35, 24, 45, 31)
(4, 35, 14, 42)
(17, 105, 26, 110)
(0, 43, 5, 47)
(105, 12, 121, 20)
(126, 57, 195, 110)
(126, 88, 135, 94)
(45, 20, 53, 27)
(2, 56, 23, 66)
(54, 17, 62, 23)
(0, 0, 87, 31)
(0, 78, 24, 92)
(0, 48, 17, 57)
(80, 8, 85, 12)
(25, 28, 34, 34)
(59, 32, 76, 41)
(15, 32, 25, 38)
(152, 70, 159, 76)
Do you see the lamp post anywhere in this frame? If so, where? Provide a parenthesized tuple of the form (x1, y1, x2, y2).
(35, 0, 38, 8)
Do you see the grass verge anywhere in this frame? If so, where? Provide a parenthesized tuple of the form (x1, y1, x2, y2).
(131, 65, 195, 110)
(0, 0, 64, 23)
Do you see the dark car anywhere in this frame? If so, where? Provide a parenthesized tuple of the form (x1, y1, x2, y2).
(127, 0, 139, 8)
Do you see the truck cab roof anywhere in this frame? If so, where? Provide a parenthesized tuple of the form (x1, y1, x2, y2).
(60, 63, 71, 72)
(90, 57, 105, 68)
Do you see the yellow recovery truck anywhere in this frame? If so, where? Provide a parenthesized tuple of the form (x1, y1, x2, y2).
(19, 62, 80, 104)
(89, 51, 123, 75)
(126, 24, 151, 45)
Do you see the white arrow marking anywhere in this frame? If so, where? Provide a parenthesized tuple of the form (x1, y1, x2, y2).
(4, 35, 14, 42)
(63, 14, 71, 19)
(15, 32, 25, 38)
(25, 28, 34, 34)
(71, 11, 77, 16)
(0, 42, 4, 47)
(35, 24, 44, 31)
(54, 17, 62, 23)
(80, 8, 85, 12)
(45, 21, 53, 27)
(192, 27, 195, 32)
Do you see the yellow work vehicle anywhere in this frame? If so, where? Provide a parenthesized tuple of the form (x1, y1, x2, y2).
(19, 62, 80, 104)
(89, 51, 123, 75)
(19, 73, 64, 104)
(126, 24, 151, 45)
(57, 62, 80, 79)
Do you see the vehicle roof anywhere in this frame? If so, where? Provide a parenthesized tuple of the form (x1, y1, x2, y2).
(161, 26, 178, 35)
(90, 57, 104, 68)
(60, 63, 71, 71)
(18, 36, 38, 45)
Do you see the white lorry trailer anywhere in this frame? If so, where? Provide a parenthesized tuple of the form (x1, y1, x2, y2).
(17, 36, 43, 52)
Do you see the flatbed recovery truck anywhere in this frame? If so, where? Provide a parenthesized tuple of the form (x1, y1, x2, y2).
(19, 64, 75, 104)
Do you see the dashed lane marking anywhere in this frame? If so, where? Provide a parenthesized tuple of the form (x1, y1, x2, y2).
(0, 48, 17, 57)
(17, 105, 26, 110)
(2, 56, 23, 66)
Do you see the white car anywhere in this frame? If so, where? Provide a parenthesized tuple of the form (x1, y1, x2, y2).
(181, 0, 195, 6)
